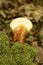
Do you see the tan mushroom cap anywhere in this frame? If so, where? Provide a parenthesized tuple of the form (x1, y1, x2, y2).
(10, 17, 33, 32)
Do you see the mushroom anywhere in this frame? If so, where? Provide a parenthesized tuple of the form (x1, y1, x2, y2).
(10, 17, 33, 43)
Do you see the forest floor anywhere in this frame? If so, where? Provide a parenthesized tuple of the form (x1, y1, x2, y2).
(0, 0, 43, 65)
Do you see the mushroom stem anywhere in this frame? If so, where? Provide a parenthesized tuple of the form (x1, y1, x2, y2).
(13, 27, 27, 43)
(19, 28, 27, 43)
(13, 27, 21, 42)
(13, 31, 18, 42)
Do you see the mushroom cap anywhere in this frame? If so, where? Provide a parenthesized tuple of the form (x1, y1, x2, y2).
(10, 17, 33, 32)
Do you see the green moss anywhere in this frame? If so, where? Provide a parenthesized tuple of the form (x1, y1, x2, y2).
(0, 31, 38, 65)
(0, 31, 9, 44)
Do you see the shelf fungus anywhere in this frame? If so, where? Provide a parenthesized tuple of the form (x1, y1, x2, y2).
(10, 17, 33, 43)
